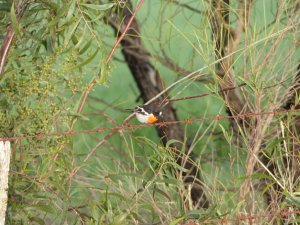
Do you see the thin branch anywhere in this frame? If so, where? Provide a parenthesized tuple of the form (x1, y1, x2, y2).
(0, 27, 15, 75)
(0, 0, 29, 75)
(105, 0, 145, 64)
(171, 0, 206, 14)
(1, 108, 300, 142)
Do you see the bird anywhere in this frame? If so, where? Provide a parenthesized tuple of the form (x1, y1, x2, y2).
(126, 105, 163, 124)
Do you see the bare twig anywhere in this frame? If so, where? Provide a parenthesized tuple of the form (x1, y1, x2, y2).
(0, 27, 15, 75)
(170, 0, 206, 15)
(0, 0, 29, 75)
(105, 0, 145, 64)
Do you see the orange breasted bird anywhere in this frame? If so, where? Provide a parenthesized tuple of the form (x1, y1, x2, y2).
(126, 105, 163, 124)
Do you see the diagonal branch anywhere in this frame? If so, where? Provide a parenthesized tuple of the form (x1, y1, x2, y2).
(0, 27, 15, 75)
(0, 0, 29, 75)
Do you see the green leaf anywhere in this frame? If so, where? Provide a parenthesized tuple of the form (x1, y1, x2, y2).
(83, 10, 106, 23)
(111, 213, 129, 225)
(283, 192, 300, 207)
(66, 0, 77, 21)
(39, 1, 58, 11)
(97, 59, 112, 85)
(28, 216, 46, 225)
(63, 48, 98, 71)
(97, 69, 108, 85)
(66, 112, 90, 121)
(78, 38, 93, 54)
(10, 2, 21, 36)
(80, 3, 115, 11)
(173, 164, 189, 173)
(0, 2, 11, 12)
(155, 178, 182, 186)
(219, 124, 233, 143)
(169, 217, 185, 225)
(153, 187, 172, 201)
(185, 209, 207, 219)
(28, 204, 55, 214)
(238, 173, 274, 181)
(63, 19, 81, 47)
(166, 139, 182, 148)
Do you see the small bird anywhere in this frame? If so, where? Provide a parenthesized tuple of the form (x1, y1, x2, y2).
(126, 105, 163, 124)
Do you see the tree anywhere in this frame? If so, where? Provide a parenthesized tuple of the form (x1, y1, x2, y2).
(0, 0, 299, 224)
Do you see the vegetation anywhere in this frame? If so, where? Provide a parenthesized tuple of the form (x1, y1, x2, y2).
(0, 0, 299, 224)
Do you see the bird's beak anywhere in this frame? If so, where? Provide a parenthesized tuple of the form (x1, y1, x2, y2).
(124, 108, 135, 113)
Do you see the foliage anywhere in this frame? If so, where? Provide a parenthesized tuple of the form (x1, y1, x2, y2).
(0, 0, 114, 223)
(0, 0, 299, 224)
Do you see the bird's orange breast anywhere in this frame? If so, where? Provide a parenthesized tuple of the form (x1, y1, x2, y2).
(147, 114, 158, 123)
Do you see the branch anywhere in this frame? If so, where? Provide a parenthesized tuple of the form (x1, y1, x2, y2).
(0, 0, 29, 75)
(105, 0, 145, 64)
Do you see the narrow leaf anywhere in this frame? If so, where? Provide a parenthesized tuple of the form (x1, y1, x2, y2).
(80, 3, 115, 11)
(63, 49, 98, 71)
(10, 3, 21, 36)
(169, 217, 185, 225)
(64, 19, 81, 47)
(78, 38, 93, 55)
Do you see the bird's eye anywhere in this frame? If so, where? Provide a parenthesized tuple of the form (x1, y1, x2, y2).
(153, 110, 162, 117)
